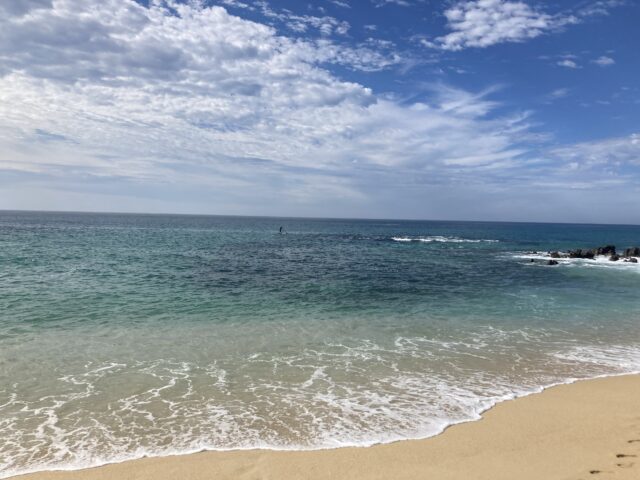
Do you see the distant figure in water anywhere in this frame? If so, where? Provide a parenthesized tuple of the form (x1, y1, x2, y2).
(279, 226, 283, 234)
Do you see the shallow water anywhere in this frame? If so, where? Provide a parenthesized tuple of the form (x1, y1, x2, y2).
(1, 212, 639, 477)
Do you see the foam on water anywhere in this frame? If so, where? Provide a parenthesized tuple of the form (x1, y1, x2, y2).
(391, 236, 499, 243)
(2, 330, 640, 479)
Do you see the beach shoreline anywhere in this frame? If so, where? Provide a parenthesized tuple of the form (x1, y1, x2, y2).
(11, 373, 640, 480)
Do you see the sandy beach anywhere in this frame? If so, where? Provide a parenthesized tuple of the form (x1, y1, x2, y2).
(14, 374, 640, 480)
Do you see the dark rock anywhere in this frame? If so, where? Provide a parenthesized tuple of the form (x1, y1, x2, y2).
(530, 259, 535, 262)
(568, 248, 595, 259)
(596, 245, 616, 256)
(609, 254, 620, 262)
(623, 247, 640, 257)
(547, 260, 559, 265)
(625, 257, 638, 263)
(549, 251, 561, 258)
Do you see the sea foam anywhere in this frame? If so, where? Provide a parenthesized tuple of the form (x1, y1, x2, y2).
(391, 236, 499, 243)
(2, 332, 640, 479)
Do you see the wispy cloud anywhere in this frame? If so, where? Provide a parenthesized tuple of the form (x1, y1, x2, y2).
(551, 133, 640, 168)
(576, 0, 627, 17)
(372, 0, 412, 8)
(219, 0, 253, 9)
(254, 0, 351, 36)
(544, 88, 570, 102)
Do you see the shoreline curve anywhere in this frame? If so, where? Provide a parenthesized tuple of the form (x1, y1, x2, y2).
(9, 373, 640, 480)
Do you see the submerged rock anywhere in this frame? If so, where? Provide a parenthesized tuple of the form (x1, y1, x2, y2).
(624, 257, 638, 263)
(609, 254, 620, 262)
(547, 260, 559, 265)
(549, 251, 561, 258)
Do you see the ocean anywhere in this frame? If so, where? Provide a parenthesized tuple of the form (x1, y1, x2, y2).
(1, 211, 639, 478)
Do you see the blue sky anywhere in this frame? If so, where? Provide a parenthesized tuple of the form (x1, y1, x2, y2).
(0, 0, 639, 223)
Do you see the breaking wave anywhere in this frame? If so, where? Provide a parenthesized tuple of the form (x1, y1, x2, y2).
(391, 236, 499, 243)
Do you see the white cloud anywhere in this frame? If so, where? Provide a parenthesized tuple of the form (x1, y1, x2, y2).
(0, 0, 535, 208)
(593, 55, 615, 66)
(429, 0, 577, 51)
(557, 59, 580, 68)
(0, 0, 636, 221)
(426, 0, 623, 51)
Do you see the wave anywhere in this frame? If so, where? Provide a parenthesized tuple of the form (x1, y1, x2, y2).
(512, 252, 640, 271)
(391, 236, 499, 244)
(3, 370, 638, 479)
(2, 335, 639, 479)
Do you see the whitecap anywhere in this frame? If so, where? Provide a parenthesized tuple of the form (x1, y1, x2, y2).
(391, 236, 498, 244)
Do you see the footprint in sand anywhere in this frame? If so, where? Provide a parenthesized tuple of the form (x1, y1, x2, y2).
(584, 444, 640, 476)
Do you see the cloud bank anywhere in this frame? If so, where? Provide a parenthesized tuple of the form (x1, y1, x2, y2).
(0, 0, 637, 222)
(0, 1, 534, 207)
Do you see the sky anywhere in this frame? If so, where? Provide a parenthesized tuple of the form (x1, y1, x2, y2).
(0, 0, 639, 223)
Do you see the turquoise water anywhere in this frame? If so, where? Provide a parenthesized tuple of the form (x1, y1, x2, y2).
(1, 211, 639, 477)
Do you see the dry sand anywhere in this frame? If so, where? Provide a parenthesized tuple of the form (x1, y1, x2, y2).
(14, 374, 640, 480)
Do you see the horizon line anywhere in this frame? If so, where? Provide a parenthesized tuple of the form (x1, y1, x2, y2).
(1, 208, 639, 228)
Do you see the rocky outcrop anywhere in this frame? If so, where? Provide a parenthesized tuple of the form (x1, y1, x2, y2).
(531, 245, 640, 265)
(597, 245, 616, 256)
(623, 247, 640, 257)
(568, 248, 595, 259)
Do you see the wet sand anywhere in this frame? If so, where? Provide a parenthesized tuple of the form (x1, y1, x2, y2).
(14, 374, 640, 480)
